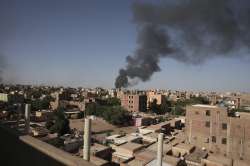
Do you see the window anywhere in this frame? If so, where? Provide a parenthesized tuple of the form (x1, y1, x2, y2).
(222, 123, 227, 130)
(212, 136, 216, 143)
(205, 121, 210, 127)
(195, 111, 199, 115)
(206, 110, 211, 116)
(222, 138, 227, 144)
(205, 138, 209, 143)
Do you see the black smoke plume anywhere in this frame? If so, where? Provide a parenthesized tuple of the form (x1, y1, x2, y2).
(115, 0, 250, 88)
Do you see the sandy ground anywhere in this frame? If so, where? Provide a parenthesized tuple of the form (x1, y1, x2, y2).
(69, 118, 137, 135)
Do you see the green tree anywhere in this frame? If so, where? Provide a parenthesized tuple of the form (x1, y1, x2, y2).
(106, 97, 121, 106)
(149, 99, 167, 115)
(46, 137, 64, 148)
(47, 109, 70, 136)
(30, 95, 54, 111)
(45, 119, 54, 130)
(86, 103, 131, 126)
(85, 102, 97, 116)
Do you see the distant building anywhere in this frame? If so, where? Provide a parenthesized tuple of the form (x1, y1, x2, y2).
(35, 110, 53, 121)
(146, 91, 166, 108)
(240, 94, 250, 107)
(0, 93, 8, 102)
(121, 94, 147, 112)
(50, 91, 90, 111)
(208, 93, 218, 105)
(185, 104, 250, 161)
(224, 97, 241, 109)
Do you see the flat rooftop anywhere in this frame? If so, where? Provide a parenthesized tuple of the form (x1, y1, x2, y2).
(205, 154, 232, 166)
(91, 143, 110, 153)
(119, 142, 144, 151)
(173, 143, 195, 152)
(146, 158, 179, 166)
(192, 104, 218, 108)
(233, 160, 250, 166)
(185, 148, 208, 164)
(135, 150, 156, 162)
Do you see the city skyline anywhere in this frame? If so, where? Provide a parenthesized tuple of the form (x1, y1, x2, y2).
(1, 0, 250, 92)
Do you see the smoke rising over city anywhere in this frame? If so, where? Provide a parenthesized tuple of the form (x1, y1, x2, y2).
(115, 0, 250, 88)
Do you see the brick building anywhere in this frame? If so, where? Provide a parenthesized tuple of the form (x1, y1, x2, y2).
(185, 104, 250, 162)
(121, 94, 147, 113)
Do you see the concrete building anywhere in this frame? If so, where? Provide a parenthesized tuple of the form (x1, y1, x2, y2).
(79, 143, 112, 164)
(224, 97, 241, 110)
(134, 117, 154, 127)
(50, 92, 90, 111)
(201, 154, 233, 166)
(208, 93, 218, 105)
(147, 91, 166, 108)
(31, 127, 49, 137)
(239, 93, 250, 107)
(0, 93, 8, 102)
(35, 110, 53, 121)
(121, 94, 147, 112)
(171, 143, 195, 157)
(112, 142, 144, 164)
(185, 104, 250, 163)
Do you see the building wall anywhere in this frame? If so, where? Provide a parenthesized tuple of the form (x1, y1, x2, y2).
(185, 105, 250, 161)
(0, 124, 93, 166)
(121, 94, 147, 112)
(240, 94, 250, 107)
(147, 92, 166, 108)
(0, 93, 8, 102)
(0, 125, 63, 166)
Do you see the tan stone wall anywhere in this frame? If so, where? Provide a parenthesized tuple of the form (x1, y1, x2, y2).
(186, 105, 250, 161)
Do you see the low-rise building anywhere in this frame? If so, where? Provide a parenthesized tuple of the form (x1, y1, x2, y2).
(112, 142, 144, 164)
(201, 154, 233, 166)
(171, 143, 195, 157)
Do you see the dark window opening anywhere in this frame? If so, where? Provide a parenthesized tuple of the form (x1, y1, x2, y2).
(222, 138, 227, 144)
(206, 110, 211, 116)
(212, 136, 216, 143)
(222, 123, 227, 130)
(205, 121, 210, 127)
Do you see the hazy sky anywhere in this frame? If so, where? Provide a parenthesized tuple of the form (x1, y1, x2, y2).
(0, 0, 250, 92)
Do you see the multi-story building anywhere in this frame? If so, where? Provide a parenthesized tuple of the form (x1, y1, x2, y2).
(121, 94, 147, 113)
(146, 91, 166, 108)
(224, 97, 241, 110)
(240, 94, 250, 108)
(185, 104, 250, 162)
(208, 93, 218, 105)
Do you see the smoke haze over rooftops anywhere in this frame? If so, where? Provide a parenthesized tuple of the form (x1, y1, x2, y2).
(115, 0, 250, 88)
